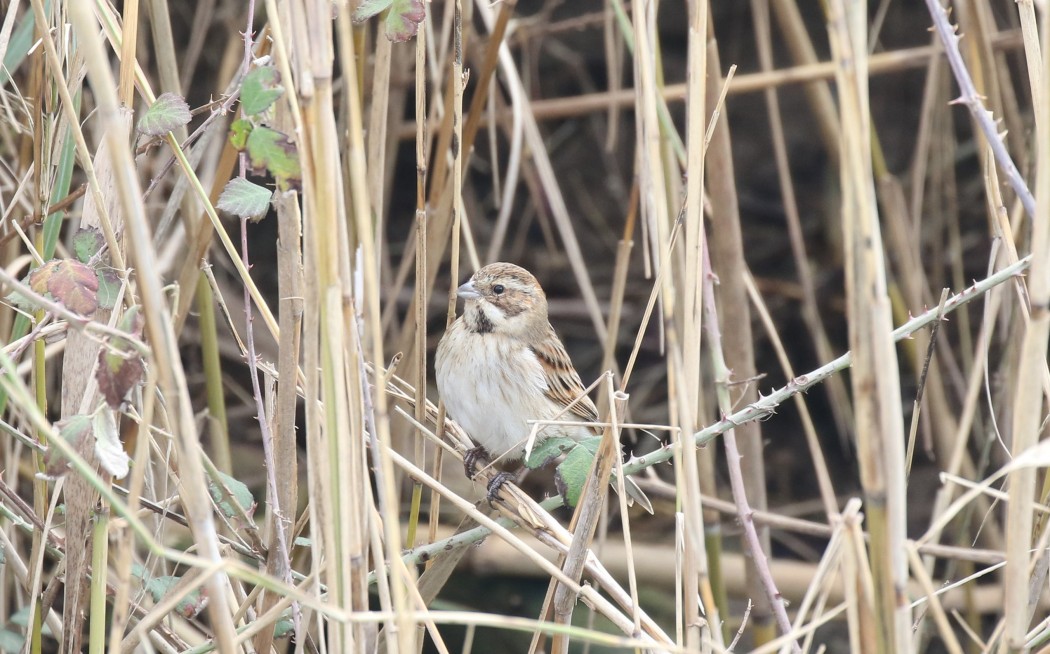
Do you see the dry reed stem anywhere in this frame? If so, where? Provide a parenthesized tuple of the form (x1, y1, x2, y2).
(548, 385, 623, 653)
(73, 4, 241, 651)
(393, 29, 1025, 140)
(828, 0, 910, 650)
(701, 241, 798, 650)
(999, 0, 1050, 647)
(675, 0, 716, 649)
(2, 1, 1047, 650)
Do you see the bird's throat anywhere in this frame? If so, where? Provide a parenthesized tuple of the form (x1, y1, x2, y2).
(466, 304, 495, 334)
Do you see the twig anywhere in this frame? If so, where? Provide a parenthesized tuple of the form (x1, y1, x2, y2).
(238, 210, 296, 604)
(922, 0, 1037, 219)
(700, 239, 799, 651)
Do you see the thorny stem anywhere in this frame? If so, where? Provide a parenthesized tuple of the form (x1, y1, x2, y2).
(234, 17, 300, 623)
(240, 215, 295, 598)
(700, 238, 798, 650)
(393, 253, 1034, 569)
(922, 0, 1037, 220)
(623, 253, 1032, 476)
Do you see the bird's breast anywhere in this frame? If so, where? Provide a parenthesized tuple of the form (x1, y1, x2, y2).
(436, 327, 583, 460)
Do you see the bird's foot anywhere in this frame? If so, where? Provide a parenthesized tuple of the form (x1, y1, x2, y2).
(486, 471, 516, 502)
(463, 446, 487, 479)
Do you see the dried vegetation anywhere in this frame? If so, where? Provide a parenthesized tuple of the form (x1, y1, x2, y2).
(0, 0, 1047, 652)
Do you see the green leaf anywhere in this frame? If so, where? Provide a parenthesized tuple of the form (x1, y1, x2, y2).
(273, 613, 294, 638)
(72, 227, 104, 263)
(0, 629, 24, 652)
(352, 0, 394, 21)
(240, 66, 284, 116)
(95, 268, 121, 310)
(383, 0, 426, 42)
(117, 306, 144, 337)
(8, 606, 31, 627)
(137, 92, 191, 136)
(354, 0, 425, 41)
(131, 563, 150, 580)
(229, 118, 253, 150)
(0, 6, 40, 86)
(217, 177, 274, 220)
(246, 126, 302, 191)
(208, 470, 257, 522)
(145, 576, 208, 618)
(524, 436, 578, 469)
(293, 536, 312, 547)
(554, 438, 602, 507)
(45, 123, 79, 259)
(4, 271, 36, 312)
(574, 436, 603, 456)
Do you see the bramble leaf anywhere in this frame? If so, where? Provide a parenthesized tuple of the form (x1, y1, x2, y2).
(95, 268, 121, 311)
(47, 409, 130, 478)
(30, 259, 99, 315)
(4, 271, 35, 311)
(93, 409, 129, 478)
(524, 436, 577, 469)
(145, 576, 208, 618)
(72, 227, 104, 264)
(97, 340, 145, 409)
(96, 307, 145, 409)
(241, 66, 284, 116)
(383, 0, 425, 42)
(553, 437, 601, 507)
(47, 414, 93, 476)
(353, 0, 425, 42)
(229, 118, 253, 150)
(217, 177, 273, 220)
(273, 614, 294, 638)
(137, 92, 191, 136)
(208, 470, 257, 524)
(352, 0, 393, 21)
(246, 126, 302, 191)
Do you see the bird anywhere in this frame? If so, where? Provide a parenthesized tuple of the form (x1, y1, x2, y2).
(435, 262, 647, 508)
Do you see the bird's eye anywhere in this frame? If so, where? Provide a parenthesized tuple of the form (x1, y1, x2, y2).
(492, 284, 505, 295)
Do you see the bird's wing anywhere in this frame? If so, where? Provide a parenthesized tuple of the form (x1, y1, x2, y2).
(529, 326, 600, 426)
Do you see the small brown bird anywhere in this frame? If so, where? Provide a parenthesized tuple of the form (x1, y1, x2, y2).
(435, 263, 654, 510)
(435, 262, 602, 497)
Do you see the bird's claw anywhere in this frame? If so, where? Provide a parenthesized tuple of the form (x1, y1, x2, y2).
(486, 471, 515, 502)
(463, 446, 486, 479)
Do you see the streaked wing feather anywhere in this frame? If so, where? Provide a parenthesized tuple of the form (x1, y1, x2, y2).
(530, 326, 600, 426)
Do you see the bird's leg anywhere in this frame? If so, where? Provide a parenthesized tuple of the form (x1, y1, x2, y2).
(463, 446, 487, 479)
(486, 471, 516, 502)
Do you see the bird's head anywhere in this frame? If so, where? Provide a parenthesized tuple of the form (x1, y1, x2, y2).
(457, 262, 548, 337)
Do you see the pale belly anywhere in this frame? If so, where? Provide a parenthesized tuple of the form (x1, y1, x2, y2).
(436, 330, 592, 461)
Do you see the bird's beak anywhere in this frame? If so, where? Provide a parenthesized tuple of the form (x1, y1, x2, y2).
(457, 280, 481, 300)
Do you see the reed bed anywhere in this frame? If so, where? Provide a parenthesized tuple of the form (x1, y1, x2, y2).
(0, 0, 1046, 652)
